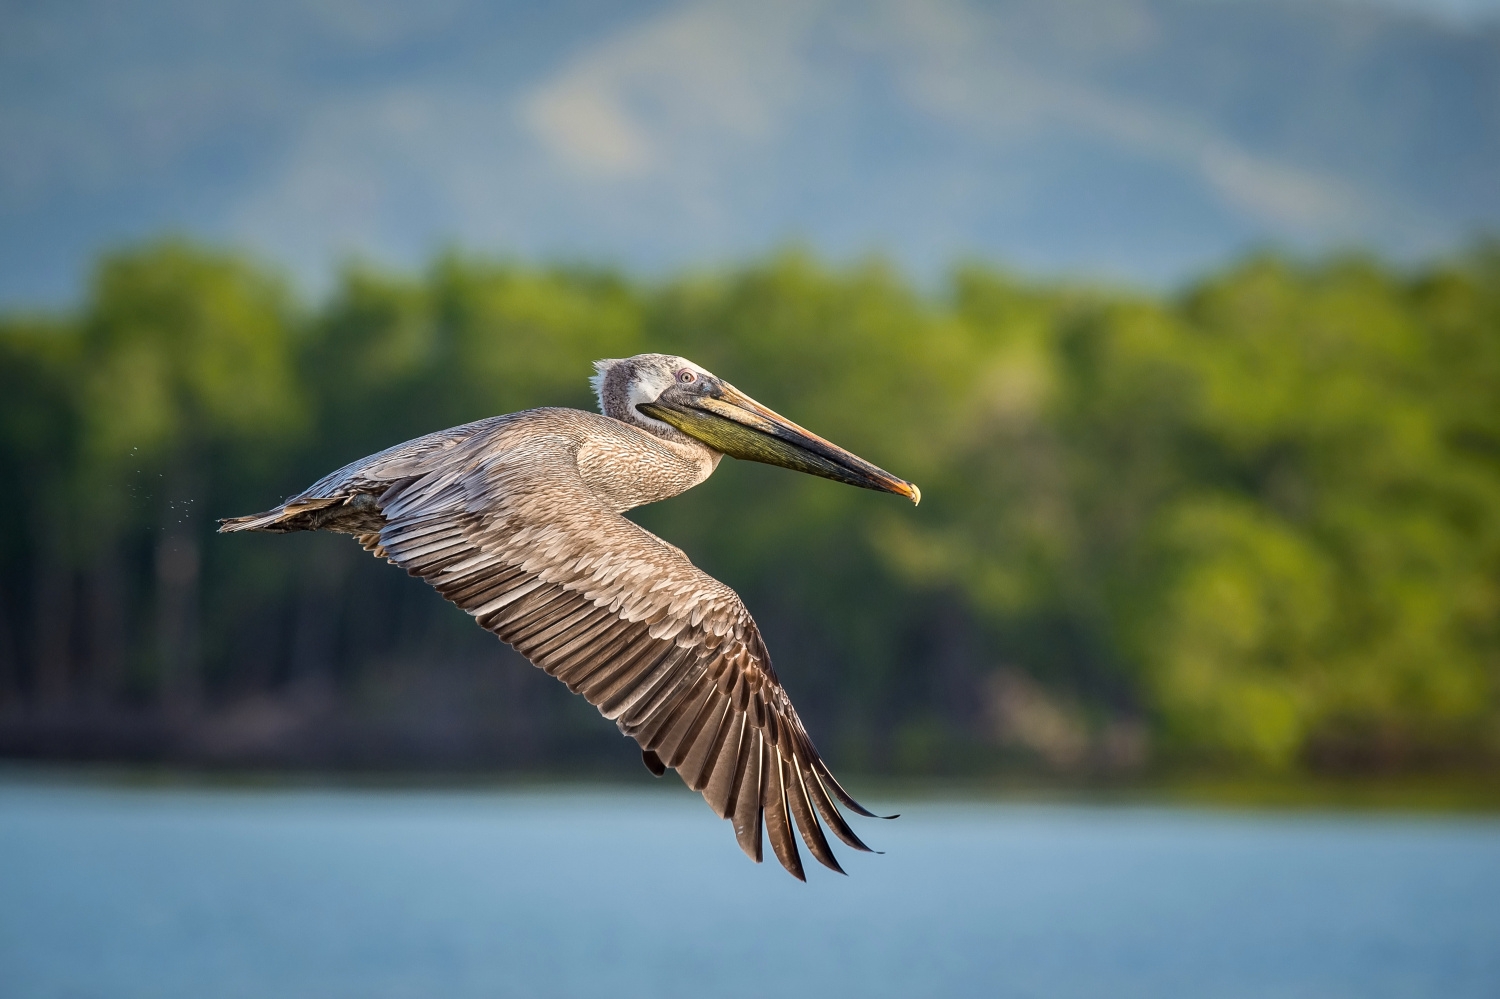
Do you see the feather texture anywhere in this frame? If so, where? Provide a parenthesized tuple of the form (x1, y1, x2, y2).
(220, 406, 881, 878)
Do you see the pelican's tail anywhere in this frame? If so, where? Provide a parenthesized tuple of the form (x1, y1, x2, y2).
(217, 509, 285, 532)
(218, 496, 348, 534)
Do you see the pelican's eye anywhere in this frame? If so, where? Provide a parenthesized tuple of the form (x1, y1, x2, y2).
(676, 369, 697, 384)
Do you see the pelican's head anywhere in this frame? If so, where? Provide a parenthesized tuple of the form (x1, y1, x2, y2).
(591, 353, 920, 504)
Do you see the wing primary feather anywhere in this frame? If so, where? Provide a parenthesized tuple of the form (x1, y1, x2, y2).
(535, 618, 620, 679)
(479, 583, 574, 634)
(662, 683, 722, 769)
(720, 712, 757, 820)
(815, 760, 898, 820)
(703, 710, 746, 816)
(519, 604, 614, 661)
(378, 518, 450, 550)
(579, 637, 670, 705)
(629, 670, 712, 748)
(385, 531, 467, 563)
(573, 630, 659, 693)
(560, 617, 642, 666)
(555, 623, 651, 691)
(597, 645, 685, 718)
(442, 565, 529, 608)
(619, 648, 703, 725)
(401, 548, 472, 579)
(641, 749, 667, 777)
(471, 579, 557, 628)
(467, 577, 546, 621)
(677, 695, 732, 789)
(763, 744, 806, 881)
(763, 703, 782, 747)
(787, 752, 845, 874)
(504, 593, 594, 649)
(806, 769, 875, 853)
(547, 633, 623, 686)
(542, 608, 628, 668)
(732, 731, 765, 863)
(438, 547, 511, 578)
(393, 541, 471, 574)
(610, 646, 696, 723)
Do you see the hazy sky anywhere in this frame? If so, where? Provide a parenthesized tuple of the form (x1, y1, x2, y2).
(1, 0, 1497, 303)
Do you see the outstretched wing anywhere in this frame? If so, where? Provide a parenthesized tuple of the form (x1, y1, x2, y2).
(224, 416, 884, 879)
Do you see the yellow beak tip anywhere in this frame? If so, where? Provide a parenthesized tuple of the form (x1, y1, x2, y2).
(908, 483, 921, 507)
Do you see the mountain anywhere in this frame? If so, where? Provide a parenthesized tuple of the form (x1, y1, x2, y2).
(1, 0, 1497, 302)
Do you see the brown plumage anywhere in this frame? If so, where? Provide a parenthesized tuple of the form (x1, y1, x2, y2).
(220, 354, 919, 879)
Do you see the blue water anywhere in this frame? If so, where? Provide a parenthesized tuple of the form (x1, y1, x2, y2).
(1, 780, 1497, 998)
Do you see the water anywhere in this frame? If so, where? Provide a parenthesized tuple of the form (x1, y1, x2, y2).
(1, 780, 1497, 998)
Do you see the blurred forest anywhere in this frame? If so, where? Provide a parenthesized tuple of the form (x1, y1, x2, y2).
(1, 240, 1498, 778)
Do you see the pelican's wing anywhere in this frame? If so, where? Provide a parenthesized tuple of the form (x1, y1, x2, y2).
(232, 420, 884, 879)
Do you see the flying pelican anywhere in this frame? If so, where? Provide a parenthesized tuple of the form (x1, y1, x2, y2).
(220, 354, 919, 879)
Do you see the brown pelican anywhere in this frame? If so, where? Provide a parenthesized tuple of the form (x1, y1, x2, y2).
(221, 354, 919, 879)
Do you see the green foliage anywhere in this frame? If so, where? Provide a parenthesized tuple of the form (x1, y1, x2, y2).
(81, 240, 303, 463)
(2, 241, 1497, 774)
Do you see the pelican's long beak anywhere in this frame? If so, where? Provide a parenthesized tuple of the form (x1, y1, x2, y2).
(639, 382, 921, 504)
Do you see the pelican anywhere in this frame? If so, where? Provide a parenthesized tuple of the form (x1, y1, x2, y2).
(220, 354, 919, 879)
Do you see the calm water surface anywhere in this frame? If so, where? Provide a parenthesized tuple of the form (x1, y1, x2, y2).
(1, 779, 1497, 998)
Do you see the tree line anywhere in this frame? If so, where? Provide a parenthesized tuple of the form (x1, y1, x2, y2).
(1, 240, 1497, 776)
